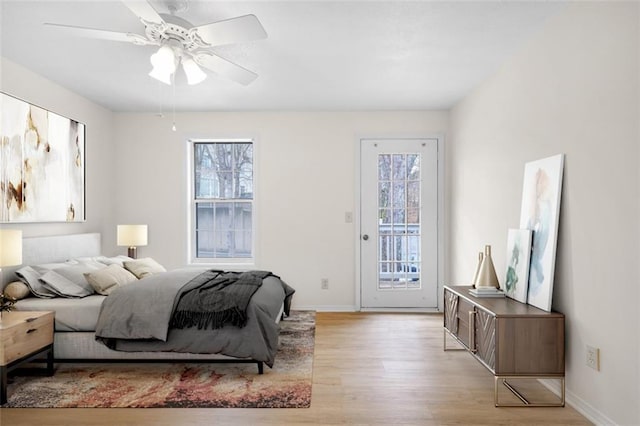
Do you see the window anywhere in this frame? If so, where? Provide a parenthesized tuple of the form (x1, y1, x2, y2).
(191, 140, 254, 262)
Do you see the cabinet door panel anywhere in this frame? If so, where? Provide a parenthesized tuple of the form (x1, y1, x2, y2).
(444, 290, 459, 334)
(475, 309, 496, 371)
(456, 298, 474, 348)
(495, 317, 564, 375)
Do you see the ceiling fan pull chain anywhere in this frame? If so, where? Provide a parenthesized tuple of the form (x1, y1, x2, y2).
(171, 75, 177, 132)
(156, 79, 164, 118)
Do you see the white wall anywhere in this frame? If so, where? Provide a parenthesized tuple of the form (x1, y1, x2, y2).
(113, 111, 448, 309)
(449, 3, 639, 425)
(0, 58, 116, 252)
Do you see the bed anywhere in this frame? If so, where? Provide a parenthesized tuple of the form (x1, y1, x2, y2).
(1, 233, 294, 373)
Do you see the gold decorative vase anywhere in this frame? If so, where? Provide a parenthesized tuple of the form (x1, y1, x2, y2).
(471, 251, 483, 288)
(475, 245, 500, 289)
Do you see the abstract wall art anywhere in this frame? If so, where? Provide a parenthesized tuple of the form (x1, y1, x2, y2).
(1, 92, 85, 223)
(504, 228, 532, 304)
(519, 154, 564, 311)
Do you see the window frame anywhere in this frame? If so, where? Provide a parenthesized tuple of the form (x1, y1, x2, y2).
(187, 138, 257, 266)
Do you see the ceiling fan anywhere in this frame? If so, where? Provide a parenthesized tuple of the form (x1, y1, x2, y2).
(44, 0, 267, 86)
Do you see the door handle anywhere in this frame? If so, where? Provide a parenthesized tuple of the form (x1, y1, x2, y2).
(469, 311, 477, 353)
(362, 234, 369, 241)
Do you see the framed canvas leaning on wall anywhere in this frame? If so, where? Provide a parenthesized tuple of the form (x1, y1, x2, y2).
(519, 154, 564, 312)
(504, 228, 532, 304)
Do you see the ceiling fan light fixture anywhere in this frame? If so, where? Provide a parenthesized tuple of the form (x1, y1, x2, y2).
(182, 58, 207, 85)
(149, 44, 178, 84)
(157, 45, 178, 71)
(148, 65, 173, 85)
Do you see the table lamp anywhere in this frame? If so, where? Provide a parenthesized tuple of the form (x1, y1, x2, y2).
(117, 225, 148, 259)
(0, 229, 23, 298)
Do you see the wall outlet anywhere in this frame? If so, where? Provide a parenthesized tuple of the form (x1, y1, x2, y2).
(586, 345, 600, 371)
(321, 278, 329, 290)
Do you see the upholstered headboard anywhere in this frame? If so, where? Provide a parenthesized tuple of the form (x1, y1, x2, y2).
(1, 233, 101, 288)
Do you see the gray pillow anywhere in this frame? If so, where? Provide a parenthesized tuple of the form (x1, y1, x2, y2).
(38, 263, 104, 298)
(39, 270, 94, 298)
(16, 266, 57, 298)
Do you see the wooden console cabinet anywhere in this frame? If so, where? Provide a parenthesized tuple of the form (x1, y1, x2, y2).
(443, 285, 565, 407)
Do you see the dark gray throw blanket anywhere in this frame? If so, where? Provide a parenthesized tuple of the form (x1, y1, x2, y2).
(171, 270, 274, 330)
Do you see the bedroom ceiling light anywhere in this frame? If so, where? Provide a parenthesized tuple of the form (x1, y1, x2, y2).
(45, 1, 266, 88)
(149, 43, 207, 86)
(181, 58, 207, 85)
(149, 45, 178, 85)
(117, 225, 148, 259)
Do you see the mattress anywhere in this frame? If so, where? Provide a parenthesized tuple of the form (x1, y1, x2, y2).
(14, 294, 105, 332)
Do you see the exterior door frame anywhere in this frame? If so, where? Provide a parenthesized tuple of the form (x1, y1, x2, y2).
(354, 134, 445, 312)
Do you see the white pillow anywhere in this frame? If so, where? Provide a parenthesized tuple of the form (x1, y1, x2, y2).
(99, 255, 134, 267)
(72, 256, 133, 267)
(84, 264, 138, 295)
(123, 258, 166, 279)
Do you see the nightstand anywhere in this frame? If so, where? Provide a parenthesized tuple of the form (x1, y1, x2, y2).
(0, 311, 54, 404)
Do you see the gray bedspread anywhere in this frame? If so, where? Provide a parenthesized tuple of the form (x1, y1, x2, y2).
(94, 268, 292, 367)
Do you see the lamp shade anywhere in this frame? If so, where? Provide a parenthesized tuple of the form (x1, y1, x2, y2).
(0, 229, 22, 267)
(148, 66, 172, 85)
(149, 45, 177, 85)
(117, 225, 148, 247)
(182, 58, 207, 85)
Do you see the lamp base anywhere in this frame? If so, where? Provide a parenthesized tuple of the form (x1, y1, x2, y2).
(127, 247, 137, 259)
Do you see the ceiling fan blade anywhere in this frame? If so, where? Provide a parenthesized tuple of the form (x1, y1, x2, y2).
(121, 0, 164, 24)
(194, 14, 267, 47)
(44, 23, 151, 45)
(194, 53, 258, 86)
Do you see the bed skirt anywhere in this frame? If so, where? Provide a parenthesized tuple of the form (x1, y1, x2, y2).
(54, 332, 252, 361)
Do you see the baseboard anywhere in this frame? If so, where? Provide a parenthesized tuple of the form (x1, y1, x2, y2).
(294, 305, 357, 312)
(539, 379, 617, 425)
(294, 306, 441, 313)
(360, 307, 440, 313)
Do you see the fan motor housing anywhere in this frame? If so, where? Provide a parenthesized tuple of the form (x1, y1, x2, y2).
(145, 14, 207, 51)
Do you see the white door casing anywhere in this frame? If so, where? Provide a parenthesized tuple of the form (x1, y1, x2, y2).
(360, 138, 439, 308)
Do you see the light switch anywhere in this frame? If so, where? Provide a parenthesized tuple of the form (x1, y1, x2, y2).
(345, 211, 353, 223)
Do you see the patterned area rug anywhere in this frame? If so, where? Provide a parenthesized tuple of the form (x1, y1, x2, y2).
(5, 311, 315, 408)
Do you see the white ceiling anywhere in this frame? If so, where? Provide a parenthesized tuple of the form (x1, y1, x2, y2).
(0, 0, 565, 112)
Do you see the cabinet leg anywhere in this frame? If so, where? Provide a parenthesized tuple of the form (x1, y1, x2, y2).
(494, 375, 565, 407)
(443, 328, 466, 351)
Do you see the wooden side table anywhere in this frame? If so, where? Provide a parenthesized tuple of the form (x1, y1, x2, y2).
(0, 311, 54, 404)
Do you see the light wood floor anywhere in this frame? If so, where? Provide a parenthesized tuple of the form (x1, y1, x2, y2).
(1, 313, 590, 425)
